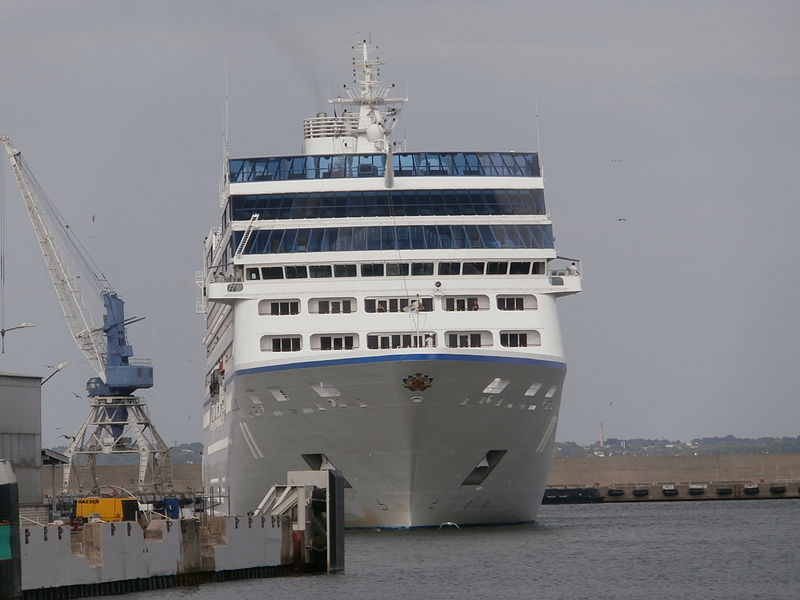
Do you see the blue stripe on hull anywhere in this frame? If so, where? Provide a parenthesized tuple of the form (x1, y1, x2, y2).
(233, 353, 567, 379)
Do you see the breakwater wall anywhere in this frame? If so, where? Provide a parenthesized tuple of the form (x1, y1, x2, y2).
(547, 453, 800, 486)
(546, 453, 800, 502)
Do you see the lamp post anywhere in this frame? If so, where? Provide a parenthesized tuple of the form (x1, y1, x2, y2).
(0, 322, 35, 353)
(41, 362, 70, 385)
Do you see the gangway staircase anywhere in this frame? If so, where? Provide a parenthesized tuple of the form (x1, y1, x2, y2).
(234, 213, 260, 258)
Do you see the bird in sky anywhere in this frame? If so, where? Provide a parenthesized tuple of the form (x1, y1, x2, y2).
(59, 434, 76, 441)
(615, 218, 627, 222)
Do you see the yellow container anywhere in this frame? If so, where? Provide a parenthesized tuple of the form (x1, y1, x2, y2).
(75, 497, 138, 522)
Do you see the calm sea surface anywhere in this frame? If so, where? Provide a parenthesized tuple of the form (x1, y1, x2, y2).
(97, 499, 799, 599)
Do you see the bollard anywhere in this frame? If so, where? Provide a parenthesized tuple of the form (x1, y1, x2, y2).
(0, 460, 22, 599)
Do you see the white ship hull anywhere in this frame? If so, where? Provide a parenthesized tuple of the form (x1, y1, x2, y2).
(204, 353, 565, 528)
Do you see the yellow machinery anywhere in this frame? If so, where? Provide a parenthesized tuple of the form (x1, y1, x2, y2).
(75, 497, 139, 522)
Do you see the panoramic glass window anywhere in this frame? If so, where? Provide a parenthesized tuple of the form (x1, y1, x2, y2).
(234, 224, 554, 254)
(231, 188, 545, 220)
(229, 152, 540, 182)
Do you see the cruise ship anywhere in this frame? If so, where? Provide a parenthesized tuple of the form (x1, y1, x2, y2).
(200, 40, 581, 528)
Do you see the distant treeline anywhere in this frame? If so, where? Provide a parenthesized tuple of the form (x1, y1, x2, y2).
(554, 435, 800, 457)
(50, 437, 799, 463)
(50, 442, 203, 465)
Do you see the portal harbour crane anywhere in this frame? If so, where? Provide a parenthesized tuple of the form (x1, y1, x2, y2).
(1, 136, 172, 493)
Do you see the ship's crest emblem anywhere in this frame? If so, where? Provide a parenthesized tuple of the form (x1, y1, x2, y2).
(403, 373, 433, 391)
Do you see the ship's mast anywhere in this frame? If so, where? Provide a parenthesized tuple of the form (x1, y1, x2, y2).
(303, 37, 407, 155)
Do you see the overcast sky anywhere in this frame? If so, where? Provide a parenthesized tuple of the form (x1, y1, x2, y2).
(1, 0, 798, 447)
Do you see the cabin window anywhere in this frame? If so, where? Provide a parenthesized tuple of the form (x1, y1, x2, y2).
(447, 333, 484, 348)
(311, 334, 357, 351)
(246, 268, 261, 280)
(462, 262, 485, 275)
(309, 265, 333, 278)
(261, 266, 284, 279)
(334, 264, 357, 277)
(365, 297, 433, 313)
(497, 295, 537, 310)
(312, 298, 354, 314)
(443, 296, 485, 311)
(500, 331, 541, 347)
(532, 261, 546, 275)
(509, 262, 530, 274)
(261, 336, 301, 352)
(367, 333, 435, 349)
(361, 263, 385, 277)
(410, 262, 434, 275)
(285, 265, 308, 279)
(497, 297, 523, 311)
(437, 262, 461, 275)
(259, 299, 300, 315)
(386, 263, 410, 276)
(486, 262, 508, 275)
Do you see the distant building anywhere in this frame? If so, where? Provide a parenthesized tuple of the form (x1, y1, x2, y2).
(0, 371, 43, 505)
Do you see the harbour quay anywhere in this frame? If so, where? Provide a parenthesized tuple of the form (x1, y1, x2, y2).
(1, 373, 344, 600)
(545, 454, 800, 502)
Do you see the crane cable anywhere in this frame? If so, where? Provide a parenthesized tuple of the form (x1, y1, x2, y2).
(17, 153, 114, 298)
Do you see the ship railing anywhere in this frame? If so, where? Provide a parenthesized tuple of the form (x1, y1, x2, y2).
(549, 256, 582, 286)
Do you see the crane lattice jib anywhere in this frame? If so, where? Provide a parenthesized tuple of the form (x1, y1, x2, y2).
(1, 136, 106, 380)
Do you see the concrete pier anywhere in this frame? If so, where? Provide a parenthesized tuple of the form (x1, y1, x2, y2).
(546, 454, 800, 502)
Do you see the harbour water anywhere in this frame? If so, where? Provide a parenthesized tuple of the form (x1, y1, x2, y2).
(91, 499, 799, 599)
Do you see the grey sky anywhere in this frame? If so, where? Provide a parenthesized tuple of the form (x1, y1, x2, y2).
(1, 0, 798, 446)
